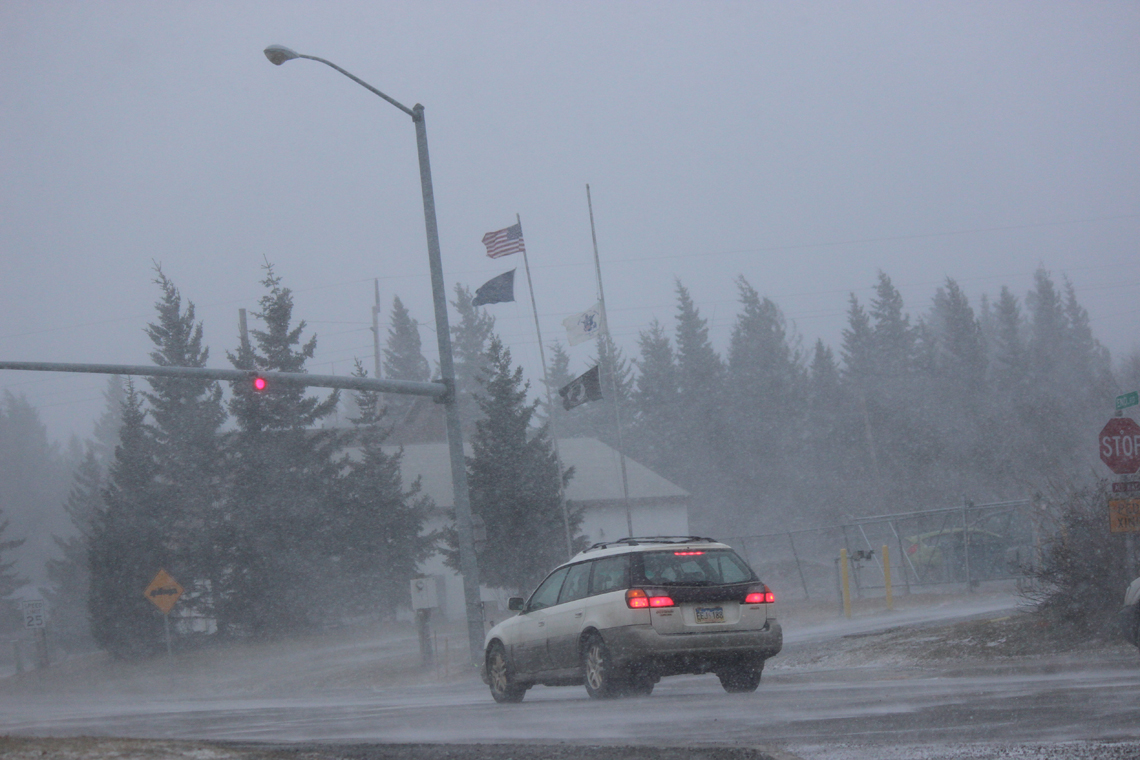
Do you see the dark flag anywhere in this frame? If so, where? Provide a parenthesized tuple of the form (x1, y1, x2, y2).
(559, 365, 603, 410)
(472, 269, 516, 307)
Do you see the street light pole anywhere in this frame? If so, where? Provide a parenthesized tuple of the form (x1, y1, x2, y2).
(264, 45, 485, 664)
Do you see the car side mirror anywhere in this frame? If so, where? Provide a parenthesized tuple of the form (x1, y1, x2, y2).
(508, 597, 525, 612)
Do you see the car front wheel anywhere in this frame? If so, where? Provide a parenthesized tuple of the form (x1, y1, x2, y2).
(487, 642, 527, 703)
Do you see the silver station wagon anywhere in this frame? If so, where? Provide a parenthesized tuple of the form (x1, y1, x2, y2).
(481, 536, 782, 702)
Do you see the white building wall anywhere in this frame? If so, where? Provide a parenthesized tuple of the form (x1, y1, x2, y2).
(415, 501, 691, 621)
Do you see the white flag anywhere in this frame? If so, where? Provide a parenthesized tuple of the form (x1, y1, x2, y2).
(562, 302, 606, 346)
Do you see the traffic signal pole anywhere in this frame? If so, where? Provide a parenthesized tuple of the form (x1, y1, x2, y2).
(0, 360, 446, 398)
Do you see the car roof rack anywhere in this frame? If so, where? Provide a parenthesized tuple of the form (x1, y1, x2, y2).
(582, 535, 720, 553)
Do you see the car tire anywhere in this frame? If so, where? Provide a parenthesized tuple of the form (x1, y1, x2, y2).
(717, 658, 764, 693)
(487, 642, 527, 703)
(624, 676, 655, 697)
(582, 633, 621, 699)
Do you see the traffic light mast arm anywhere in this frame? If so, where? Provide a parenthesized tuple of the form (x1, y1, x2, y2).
(0, 360, 446, 398)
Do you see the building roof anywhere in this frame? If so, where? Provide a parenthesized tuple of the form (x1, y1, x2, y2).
(384, 436, 689, 509)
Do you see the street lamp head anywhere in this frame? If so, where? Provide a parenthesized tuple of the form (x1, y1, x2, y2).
(264, 45, 300, 66)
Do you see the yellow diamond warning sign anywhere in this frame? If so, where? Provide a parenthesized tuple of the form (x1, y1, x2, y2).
(1109, 498, 1140, 533)
(144, 568, 184, 614)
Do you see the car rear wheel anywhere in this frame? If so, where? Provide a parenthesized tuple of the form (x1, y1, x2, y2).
(624, 675, 655, 696)
(487, 642, 527, 703)
(582, 634, 621, 699)
(717, 658, 764, 693)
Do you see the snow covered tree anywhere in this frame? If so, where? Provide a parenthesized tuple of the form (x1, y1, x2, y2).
(90, 375, 125, 470)
(670, 281, 728, 530)
(450, 283, 497, 437)
(333, 361, 437, 617)
(536, 340, 575, 434)
(449, 336, 577, 592)
(88, 382, 167, 658)
(383, 296, 431, 426)
(142, 267, 227, 621)
(547, 332, 634, 446)
(722, 277, 805, 531)
(44, 447, 102, 651)
(0, 508, 26, 634)
(221, 263, 343, 638)
(628, 319, 680, 475)
(0, 392, 71, 597)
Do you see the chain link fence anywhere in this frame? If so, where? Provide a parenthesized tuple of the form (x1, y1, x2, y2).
(725, 498, 1042, 604)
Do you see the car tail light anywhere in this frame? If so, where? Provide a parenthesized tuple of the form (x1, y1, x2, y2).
(906, 544, 918, 555)
(744, 585, 775, 604)
(673, 551, 705, 556)
(626, 588, 674, 609)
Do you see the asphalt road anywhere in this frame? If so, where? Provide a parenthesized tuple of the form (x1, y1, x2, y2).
(3, 652, 1139, 758)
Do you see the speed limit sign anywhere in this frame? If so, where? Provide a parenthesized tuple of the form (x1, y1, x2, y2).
(20, 599, 45, 629)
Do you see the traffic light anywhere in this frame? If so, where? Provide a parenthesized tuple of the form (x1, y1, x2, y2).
(253, 376, 268, 392)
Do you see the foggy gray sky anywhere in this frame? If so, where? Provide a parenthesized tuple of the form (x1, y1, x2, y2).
(2, 1, 1138, 445)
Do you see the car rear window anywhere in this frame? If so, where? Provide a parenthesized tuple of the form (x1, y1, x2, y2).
(634, 549, 755, 586)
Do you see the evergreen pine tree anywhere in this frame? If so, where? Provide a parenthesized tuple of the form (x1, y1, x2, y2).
(222, 263, 342, 637)
(840, 294, 875, 382)
(556, 332, 635, 446)
(142, 267, 227, 622)
(0, 392, 71, 592)
(804, 340, 864, 522)
(927, 278, 988, 492)
(537, 341, 576, 434)
(383, 296, 431, 427)
(723, 277, 805, 531)
(629, 320, 680, 475)
(44, 447, 102, 651)
(868, 271, 917, 377)
(88, 381, 166, 657)
(90, 375, 125, 470)
(384, 296, 431, 383)
(450, 284, 497, 437)
(1025, 268, 1081, 474)
(451, 336, 577, 592)
(989, 286, 1028, 398)
(0, 508, 26, 634)
(334, 361, 436, 616)
(671, 281, 728, 530)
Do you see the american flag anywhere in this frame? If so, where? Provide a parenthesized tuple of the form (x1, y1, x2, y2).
(481, 222, 525, 259)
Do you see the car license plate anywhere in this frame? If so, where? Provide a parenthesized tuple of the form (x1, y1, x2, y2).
(695, 606, 724, 624)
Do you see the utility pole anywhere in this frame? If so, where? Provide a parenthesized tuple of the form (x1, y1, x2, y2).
(371, 279, 383, 380)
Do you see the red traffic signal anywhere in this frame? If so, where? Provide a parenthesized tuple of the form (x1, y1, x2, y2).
(252, 376, 268, 392)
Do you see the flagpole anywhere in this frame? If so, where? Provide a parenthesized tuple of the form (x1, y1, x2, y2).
(585, 185, 634, 538)
(517, 214, 575, 559)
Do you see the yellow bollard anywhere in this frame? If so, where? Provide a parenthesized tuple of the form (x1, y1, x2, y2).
(883, 544, 893, 611)
(840, 548, 851, 619)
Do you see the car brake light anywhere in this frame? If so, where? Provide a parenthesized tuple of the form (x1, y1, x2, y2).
(626, 588, 674, 608)
(744, 585, 775, 604)
(674, 551, 705, 556)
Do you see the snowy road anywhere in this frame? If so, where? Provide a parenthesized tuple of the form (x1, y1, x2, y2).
(3, 595, 1139, 759)
(3, 652, 1139, 757)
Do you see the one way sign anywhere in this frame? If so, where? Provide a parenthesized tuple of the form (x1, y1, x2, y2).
(144, 568, 184, 614)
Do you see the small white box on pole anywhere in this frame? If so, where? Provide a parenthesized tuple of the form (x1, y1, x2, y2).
(410, 577, 439, 610)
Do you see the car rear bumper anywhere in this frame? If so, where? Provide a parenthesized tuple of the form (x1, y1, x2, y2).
(602, 620, 782, 671)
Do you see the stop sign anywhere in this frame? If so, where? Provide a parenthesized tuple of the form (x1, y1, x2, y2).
(1099, 417, 1140, 474)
